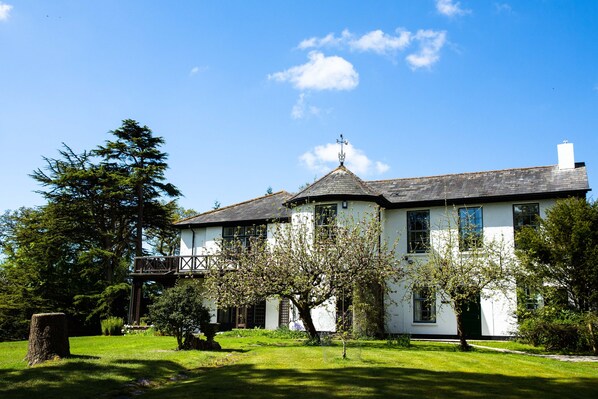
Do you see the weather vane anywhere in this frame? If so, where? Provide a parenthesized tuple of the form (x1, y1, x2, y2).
(337, 134, 348, 166)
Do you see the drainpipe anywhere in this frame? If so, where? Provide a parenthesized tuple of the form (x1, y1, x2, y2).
(377, 207, 382, 251)
(191, 228, 196, 256)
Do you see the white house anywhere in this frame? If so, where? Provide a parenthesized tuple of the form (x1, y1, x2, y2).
(130, 142, 590, 339)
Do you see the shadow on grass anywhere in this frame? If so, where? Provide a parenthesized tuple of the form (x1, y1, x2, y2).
(68, 354, 101, 360)
(287, 340, 463, 353)
(217, 348, 249, 353)
(145, 363, 598, 399)
(0, 344, 249, 399)
(0, 357, 189, 399)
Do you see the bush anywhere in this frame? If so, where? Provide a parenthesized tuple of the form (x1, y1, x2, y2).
(517, 307, 592, 352)
(580, 312, 598, 354)
(219, 326, 307, 340)
(100, 317, 124, 336)
(122, 325, 157, 336)
(148, 280, 212, 350)
(387, 334, 411, 348)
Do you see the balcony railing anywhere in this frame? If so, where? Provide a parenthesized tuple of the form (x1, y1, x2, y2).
(133, 255, 216, 275)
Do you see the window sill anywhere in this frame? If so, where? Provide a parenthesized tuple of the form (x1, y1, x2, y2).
(411, 322, 437, 326)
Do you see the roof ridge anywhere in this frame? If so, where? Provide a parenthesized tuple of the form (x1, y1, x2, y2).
(367, 164, 559, 184)
(175, 190, 291, 224)
(290, 165, 345, 199)
(286, 165, 385, 206)
(338, 166, 382, 195)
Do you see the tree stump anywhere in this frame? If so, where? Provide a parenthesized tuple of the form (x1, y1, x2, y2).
(26, 313, 70, 366)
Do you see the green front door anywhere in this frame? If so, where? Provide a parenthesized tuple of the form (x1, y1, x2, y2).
(461, 295, 482, 339)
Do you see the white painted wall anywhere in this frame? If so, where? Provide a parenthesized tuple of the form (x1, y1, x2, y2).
(383, 199, 556, 337)
(177, 198, 557, 337)
(265, 298, 280, 330)
(179, 226, 224, 256)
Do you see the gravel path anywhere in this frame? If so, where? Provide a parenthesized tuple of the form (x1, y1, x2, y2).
(470, 344, 598, 362)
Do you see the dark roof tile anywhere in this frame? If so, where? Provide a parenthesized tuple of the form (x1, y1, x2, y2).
(368, 164, 589, 206)
(177, 164, 590, 226)
(285, 165, 386, 206)
(176, 191, 292, 227)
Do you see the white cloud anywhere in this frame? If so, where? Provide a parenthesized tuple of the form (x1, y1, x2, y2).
(0, 2, 13, 21)
(300, 142, 389, 176)
(375, 161, 390, 174)
(269, 51, 359, 91)
(406, 30, 447, 70)
(298, 32, 348, 50)
(297, 29, 412, 55)
(291, 93, 321, 119)
(189, 66, 208, 76)
(295, 28, 445, 69)
(436, 0, 471, 17)
(494, 3, 513, 14)
(349, 29, 412, 54)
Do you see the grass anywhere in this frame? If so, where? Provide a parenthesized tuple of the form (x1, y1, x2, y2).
(469, 340, 552, 354)
(469, 340, 598, 355)
(1, 334, 597, 399)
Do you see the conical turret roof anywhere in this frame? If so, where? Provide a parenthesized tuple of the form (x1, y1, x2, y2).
(285, 165, 388, 207)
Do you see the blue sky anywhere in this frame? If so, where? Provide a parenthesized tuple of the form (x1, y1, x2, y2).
(1, 1, 596, 214)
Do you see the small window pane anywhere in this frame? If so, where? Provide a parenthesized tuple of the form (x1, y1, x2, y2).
(222, 224, 267, 250)
(513, 203, 540, 232)
(459, 207, 483, 251)
(223, 227, 235, 237)
(407, 210, 430, 253)
(413, 288, 436, 323)
(315, 204, 338, 240)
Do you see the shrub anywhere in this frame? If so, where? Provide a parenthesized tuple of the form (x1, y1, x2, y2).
(517, 307, 591, 352)
(580, 312, 598, 354)
(100, 317, 124, 336)
(387, 334, 411, 348)
(148, 280, 212, 350)
(219, 326, 307, 339)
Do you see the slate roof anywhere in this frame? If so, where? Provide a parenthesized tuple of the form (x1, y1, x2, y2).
(368, 163, 590, 207)
(175, 191, 292, 227)
(285, 165, 388, 206)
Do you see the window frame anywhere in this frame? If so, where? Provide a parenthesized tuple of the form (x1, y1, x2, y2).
(458, 206, 483, 251)
(222, 224, 267, 250)
(413, 287, 436, 323)
(513, 203, 540, 233)
(407, 210, 430, 254)
(315, 203, 338, 240)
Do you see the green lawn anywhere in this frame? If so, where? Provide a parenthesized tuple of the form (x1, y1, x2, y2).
(469, 340, 594, 355)
(1, 334, 597, 399)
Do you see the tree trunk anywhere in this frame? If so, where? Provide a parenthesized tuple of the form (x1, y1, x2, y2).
(342, 338, 347, 359)
(588, 321, 597, 355)
(454, 303, 470, 351)
(26, 313, 70, 366)
(296, 303, 319, 342)
(136, 181, 144, 257)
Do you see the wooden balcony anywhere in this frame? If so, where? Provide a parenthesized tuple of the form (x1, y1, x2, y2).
(132, 255, 216, 276)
